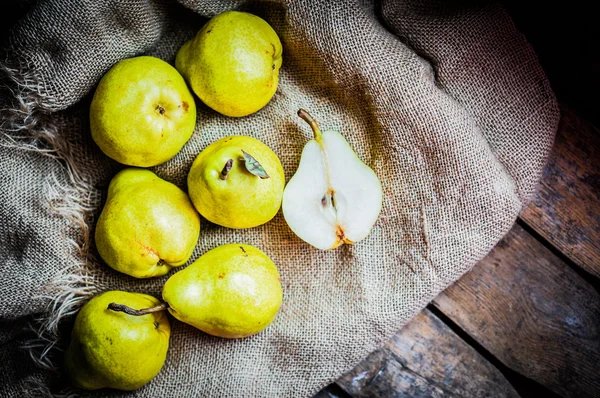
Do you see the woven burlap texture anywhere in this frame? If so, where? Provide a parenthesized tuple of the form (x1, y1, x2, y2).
(0, 0, 559, 396)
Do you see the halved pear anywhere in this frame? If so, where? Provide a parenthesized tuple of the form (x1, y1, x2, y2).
(282, 110, 383, 250)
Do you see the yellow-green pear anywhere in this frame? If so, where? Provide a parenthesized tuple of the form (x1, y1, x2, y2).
(96, 168, 201, 278)
(283, 110, 383, 250)
(162, 243, 282, 338)
(187, 136, 285, 228)
(90, 56, 197, 167)
(65, 291, 170, 391)
(175, 11, 282, 117)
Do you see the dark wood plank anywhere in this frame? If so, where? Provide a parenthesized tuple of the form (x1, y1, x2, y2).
(433, 223, 600, 397)
(521, 106, 600, 278)
(336, 309, 518, 398)
(339, 348, 451, 398)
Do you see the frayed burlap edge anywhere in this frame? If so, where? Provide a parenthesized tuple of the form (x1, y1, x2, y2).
(0, 61, 98, 397)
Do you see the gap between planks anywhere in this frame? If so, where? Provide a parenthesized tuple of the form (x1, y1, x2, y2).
(432, 223, 600, 397)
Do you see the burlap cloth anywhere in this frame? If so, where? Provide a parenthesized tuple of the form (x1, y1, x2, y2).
(0, 0, 559, 396)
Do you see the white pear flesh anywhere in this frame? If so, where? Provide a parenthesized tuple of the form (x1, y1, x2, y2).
(283, 112, 383, 250)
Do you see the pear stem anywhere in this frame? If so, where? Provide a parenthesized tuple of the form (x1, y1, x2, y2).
(220, 159, 233, 180)
(108, 302, 169, 316)
(297, 109, 322, 140)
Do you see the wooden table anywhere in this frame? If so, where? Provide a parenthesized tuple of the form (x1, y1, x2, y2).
(314, 105, 599, 398)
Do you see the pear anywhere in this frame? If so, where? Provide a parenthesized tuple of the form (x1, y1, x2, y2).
(90, 56, 197, 167)
(175, 11, 282, 117)
(187, 136, 285, 228)
(96, 168, 201, 278)
(282, 110, 383, 250)
(162, 243, 282, 338)
(65, 291, 170, 391)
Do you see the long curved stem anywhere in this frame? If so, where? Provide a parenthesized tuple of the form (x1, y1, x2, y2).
(298, 109, 323, 141)
(108, 302, 169, 316)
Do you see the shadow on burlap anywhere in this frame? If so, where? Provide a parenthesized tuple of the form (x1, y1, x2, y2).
(0, 0, 559, 396)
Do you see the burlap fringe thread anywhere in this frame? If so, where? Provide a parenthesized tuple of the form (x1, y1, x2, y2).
(1, 62, 98, 397)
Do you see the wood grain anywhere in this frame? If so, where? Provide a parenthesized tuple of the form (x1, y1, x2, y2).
(433, 223, 600, 397)
(521, 106, 600, 277)
(336, 309, 518, 398)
